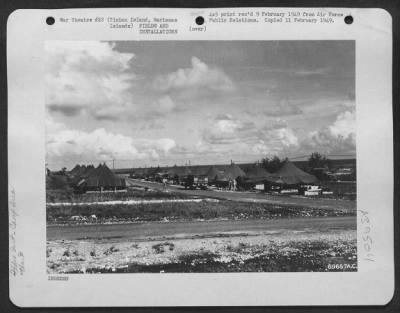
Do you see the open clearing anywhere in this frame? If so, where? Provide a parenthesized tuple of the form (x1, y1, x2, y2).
(47, 216, 356, 273)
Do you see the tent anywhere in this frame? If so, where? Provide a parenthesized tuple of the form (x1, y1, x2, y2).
(70, 165, 87, 178)
(165, 166, 193, 183)
(268, 161, 317, 185)
(243, 165, 271, 184)
(223, 163, 246, 180)
(190, 166, 210, 177)
(80, 165, 95, 178)
(77, 164, 126, 191)
(207, 166, 227, 183)
(190, 166, 209, 186)
(177, 166, 192, 179)
(69, 164, 82, 176)
(166, 166, 180, 178)
(69, 164, 96, 185)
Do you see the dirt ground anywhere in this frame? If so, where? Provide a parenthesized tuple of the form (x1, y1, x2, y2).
(47, 227, 357, 273)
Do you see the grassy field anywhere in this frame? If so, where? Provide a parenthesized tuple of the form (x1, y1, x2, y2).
(47, 199, 355, 224)
(46, 188, 189, 203)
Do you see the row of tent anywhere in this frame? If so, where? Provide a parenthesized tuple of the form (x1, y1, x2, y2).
(129, 161, 317, 186)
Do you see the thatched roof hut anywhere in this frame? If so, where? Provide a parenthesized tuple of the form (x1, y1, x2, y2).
(77, 164, 126, 191)
(243, 165, 271, 184)
(268, 161, 317, 185)
(223, 163, 246, 180)
(207, 166, 228, 182)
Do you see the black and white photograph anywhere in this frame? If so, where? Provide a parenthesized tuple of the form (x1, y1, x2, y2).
(45, 40, 357, 274)
(7, 7, 394, 306)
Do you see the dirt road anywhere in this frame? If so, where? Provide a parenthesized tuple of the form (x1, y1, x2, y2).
(125, 178, 356, 211)
(47, 216, 355, 241)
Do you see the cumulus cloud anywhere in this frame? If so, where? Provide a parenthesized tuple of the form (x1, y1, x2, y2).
(202, 115, 256, 145)
(305, 110, 356, 154)
(275, 128, 299, 146)
(47, 127, 141, 161)
(153, 57, 234, 92)
(133, 138, 176, 155)
(328, 110, 355, 138)
(200, 114, 298, 162)
(45, 41, 135, 118)
(252, 123, 299, 156)
(46, 117, 176, 168)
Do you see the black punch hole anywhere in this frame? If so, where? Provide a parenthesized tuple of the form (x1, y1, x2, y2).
(195, 16, 205, 25)
(344, 15, 353, 25)
(46, 16, 55, 25)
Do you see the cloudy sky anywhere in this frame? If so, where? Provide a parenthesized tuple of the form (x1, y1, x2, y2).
(45, 41, 355, 170)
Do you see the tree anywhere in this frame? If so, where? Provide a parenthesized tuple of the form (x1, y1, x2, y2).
(185, 175, 194, 189)
(308, 152, 329, 169)
(261, 156, 285, 173)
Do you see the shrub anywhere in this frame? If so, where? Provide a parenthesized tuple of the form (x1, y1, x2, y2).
(152, 243, 165, 254)
(152, 242, 175, 254)
(104, 245, 119, 255)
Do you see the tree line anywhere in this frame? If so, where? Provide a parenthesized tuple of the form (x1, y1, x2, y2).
(261, 152, 331, 173)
